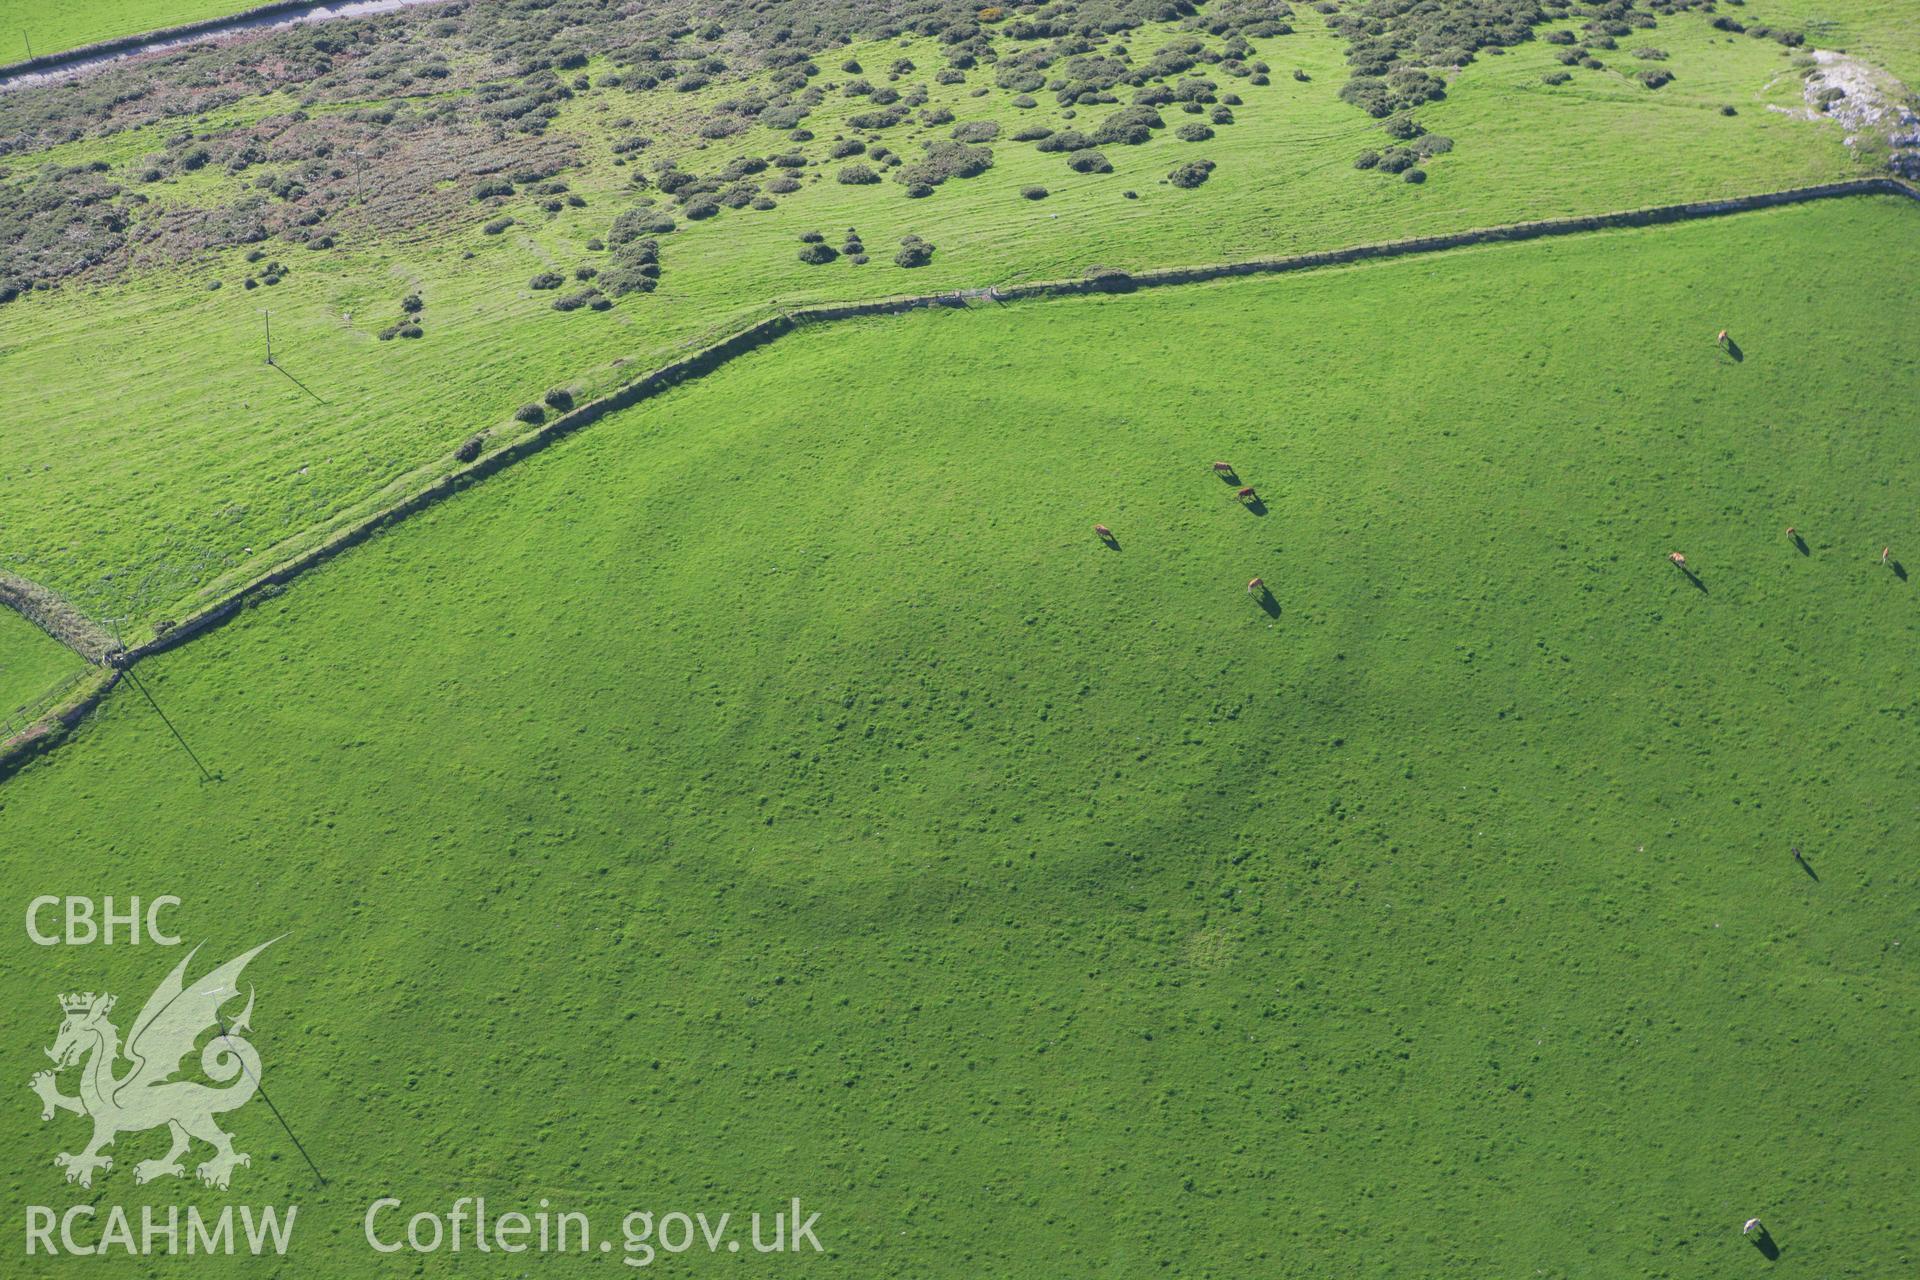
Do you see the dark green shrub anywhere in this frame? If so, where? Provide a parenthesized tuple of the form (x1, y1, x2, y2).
(455, 434, 486, 463)
(473, 178, 514, 199)
(483, 217, 514, 234)
(529, 272, 563, 290)
(1639, 68, 1673, 88)
(1542, 71, 1571, 85)
(798, 242, 839, 264)
(1377, 146, 1419, 174)
(1067, 149, 1112, 173)
(1167, 159, 1214, 188)
(1354, 148, 1381, 169)
(1021, 185, 1048, 199)
(1176, 123, 1214, 142)
(544, 388, 574, 411)
(951, 120, 1000, 143)
(515, 403, 546, 425)
(838, 164, 881, 184)
(1403, 167, 1427, 184)
(894, 235, 934, 267)
(1091, 105, 1163, 145)
(1035, 129, 1091, 153)
(402, 294, 423, 313)
(829, 139, 866, 158)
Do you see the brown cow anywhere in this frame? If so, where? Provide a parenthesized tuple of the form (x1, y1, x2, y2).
(1094, 524, 1113, 539)
(1247, 577, 1264, 596)
(1236, 486, 1256, 501)
(1668, 551, 1687, 566)
(1212, 461, 1234, 474)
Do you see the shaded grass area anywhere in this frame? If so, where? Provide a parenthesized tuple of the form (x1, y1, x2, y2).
(0, 11, 1870, 628)
(0, 0, 269, 61)
(0, 605, 82, 726)
(3, 198, 1916, 1276)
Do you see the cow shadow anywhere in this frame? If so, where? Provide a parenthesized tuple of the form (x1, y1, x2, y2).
(1098, 531, 1121, 551)
(1214, 468, 1240, 486)
(1892, 560, 1908, 582)
(1749, 1227, 1780, 1261)
(1791, 533, 1809, 556)
(1724, 338, 1745, 363)
(1243, 497, 1268, 517)
(1253, 588, 1279, 618)
(1676, 564, 1708, 593)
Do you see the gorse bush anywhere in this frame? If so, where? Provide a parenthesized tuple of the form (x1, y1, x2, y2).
(894, 234, 934, 267)
(897, 140, 994, 189)
(1167, 158, 1215, 188)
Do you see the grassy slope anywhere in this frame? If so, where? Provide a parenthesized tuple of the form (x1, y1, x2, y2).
(0, 9, 1867, 629)
(0, 0, 267, 60)
(4, 197, 1916, 1276)
(1744, 0, 1920, 84)
(0, 605, 81, 723)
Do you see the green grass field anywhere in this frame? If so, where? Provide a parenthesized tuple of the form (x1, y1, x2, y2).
(0, 8, 1875, 641)
(0, 605, 82, 726)
(0, 0, 272, 60)
(1743, 0, 1920, 84)
(5, 196, 1915, 1275)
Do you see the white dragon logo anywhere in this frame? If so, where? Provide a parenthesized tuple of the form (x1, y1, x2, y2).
(30, 940, 275, 1190)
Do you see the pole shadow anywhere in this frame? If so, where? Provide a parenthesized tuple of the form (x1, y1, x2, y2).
(1793, 848, 1819, 881)
(270, 361, 328, 405)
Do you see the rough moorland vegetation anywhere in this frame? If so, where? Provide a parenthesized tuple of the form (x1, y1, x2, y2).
(0, 0, 1292, 293)
(1, 0, 1828, 299)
